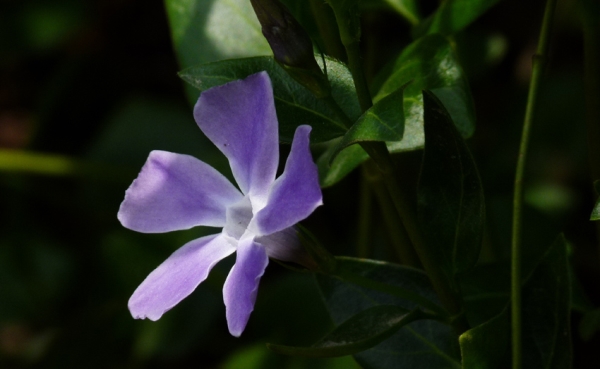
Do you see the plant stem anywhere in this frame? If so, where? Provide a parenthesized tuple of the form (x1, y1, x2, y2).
(511, 0, 558, 368)
(363, 162, 421, 268)
(357, 170, 373, 258)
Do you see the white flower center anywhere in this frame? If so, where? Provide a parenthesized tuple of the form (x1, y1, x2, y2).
(223, 196, 254, 240)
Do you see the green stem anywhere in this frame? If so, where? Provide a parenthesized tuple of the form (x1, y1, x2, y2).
(0, 149, 135, 182)
(511, 0, 558, 368)
(363, 162, 421, 268)
(357, 171, 373, 258)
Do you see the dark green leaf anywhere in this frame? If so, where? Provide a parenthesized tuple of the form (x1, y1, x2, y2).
(318, 34, 475, 187)
(316, 257, 461, 369)
(329, 84, 407, 163)
(268, 306, 427, 358)
(459, 309, 509, 369)
(521, 234, 572, 369)
(594, 180, 600, 195)
(461, 262, 510, 327)
(179, 56, 360, 143)
(325, 0, 361, 44)
(579, 309, 600, 342)
(413, 0, 500, 38)
(417, 90, 484, 281)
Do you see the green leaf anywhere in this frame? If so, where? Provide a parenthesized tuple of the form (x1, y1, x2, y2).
(417, 90, 484, 282)
(413, 0, 500, 38)
(325, 0, 361, 44)
(521, 234, 572, 369)
(317, 143, 369, 187)
(316, 257, 461, 369)
(179, 56, 360, 143)
(318, 34, 475, 188)
(374, 34, 475, 149)
(268, 306, 427, 358)
(329, 84, 407, 164)
(165, 0, 270, 68)
(460, 262, 510, 327)
(382, 0, 420, 25)
(459, 309, 510, 369)
(579, 308, 600, 342)
(590, 202, 600, 220)
(591, 183, 600, 220)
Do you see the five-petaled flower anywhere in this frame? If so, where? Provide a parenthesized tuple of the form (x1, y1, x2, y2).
(117, 72, 322, 337)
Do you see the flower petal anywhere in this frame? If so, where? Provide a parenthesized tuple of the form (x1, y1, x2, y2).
(257, 227, 315, 269)
(193, 72, 279, 207)
(118, 150, 243, 233)
(254, 125, 323, 235)
(128, 234, 235, 321)
(223, 238, 269, 337)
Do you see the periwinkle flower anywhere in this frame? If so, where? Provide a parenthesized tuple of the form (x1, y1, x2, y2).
(117, 72, 322, 337)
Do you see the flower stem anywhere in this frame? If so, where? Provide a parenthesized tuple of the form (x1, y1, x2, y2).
(511, 0, 558, 368)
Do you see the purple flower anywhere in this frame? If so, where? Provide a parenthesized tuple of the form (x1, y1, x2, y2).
(117, 72, 322, 337)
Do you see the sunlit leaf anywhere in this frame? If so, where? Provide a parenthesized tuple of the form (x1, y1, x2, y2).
(413, 0, 500, 38)
(179, 56, 360, 143)
(374, 34, 475, 149)
(316, 257, 461, 369)
(268, 306, 427, 358)
(165, 0, 270, 68)
(329, 84, 407, 163)
(318, 34, 475, 187)
(418, 90, 484, 283)
(317, 143, 368, 187)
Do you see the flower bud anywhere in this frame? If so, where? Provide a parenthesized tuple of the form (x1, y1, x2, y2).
(250, 0, 331, 98)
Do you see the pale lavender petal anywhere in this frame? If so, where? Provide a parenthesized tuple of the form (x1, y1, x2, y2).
(223, 238, 269, 337)
(128, 234, 235, 321)
(193, 72, 278, 206)
(254, 125, 323, 235)
(118, 150, 243, 233)
(257, 227, 315, 269)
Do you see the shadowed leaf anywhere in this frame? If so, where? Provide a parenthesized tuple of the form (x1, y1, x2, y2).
(268, 306, 427, 358)
(417, 90, 484, 283)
